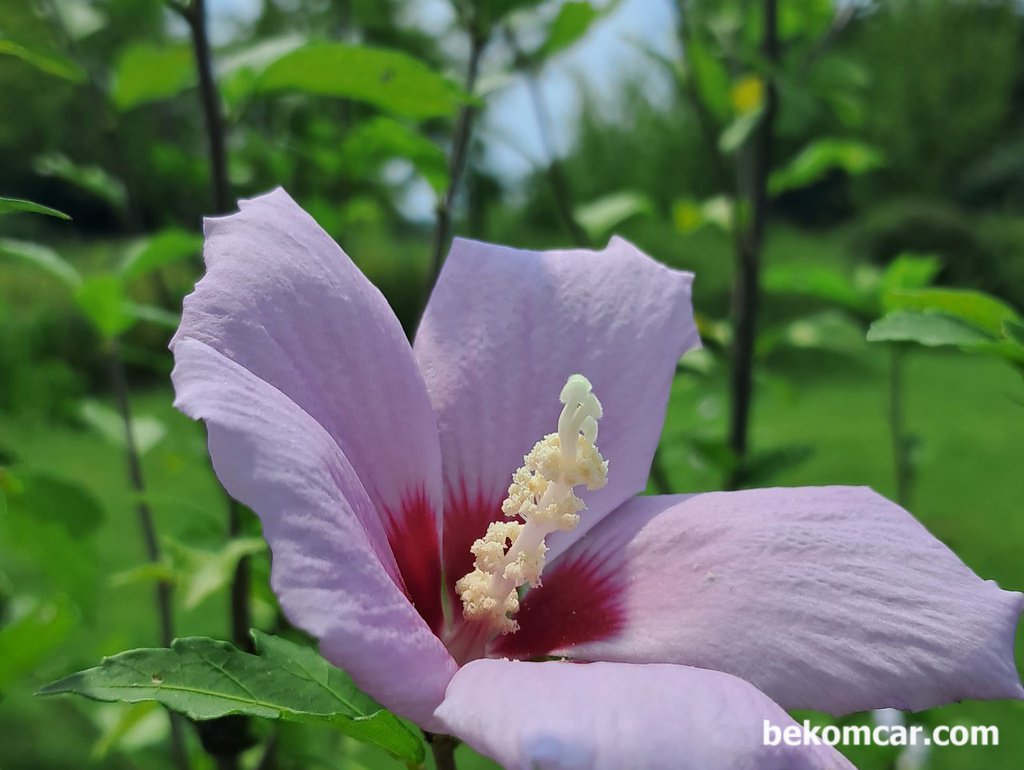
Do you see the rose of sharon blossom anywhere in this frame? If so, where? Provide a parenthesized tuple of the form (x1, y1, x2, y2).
(171, 189, 1023, 770)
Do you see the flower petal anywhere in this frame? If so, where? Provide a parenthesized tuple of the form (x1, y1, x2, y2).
(172, 338, 456, 724)
(434, 658, 854, 770)
(173, 188, 445, 630)
(505, 488, 1024, 714)
(414, 237, 698, 593)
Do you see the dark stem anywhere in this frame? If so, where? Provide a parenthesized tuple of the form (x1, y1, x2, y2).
(108, 341, 191, 770)
(179, 0, 231, 213)
(172, 0, 254, 656)
(888, 345, 912, 507)
(425, 732, 459, 770)
(427, 30, 486, 290)
(725, 0, 778, 490)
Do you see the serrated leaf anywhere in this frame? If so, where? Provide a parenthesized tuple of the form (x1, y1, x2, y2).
(257, 42, 462, 119)
(75, 276, 134, 338)
(883, 288, 1021, 337)
(0, 196, 70, 219)
(79, 400, 167, 455)
(0, 595, 78, 691)
(34, 154, 128, 213)
(0, 238, 81, 288)
(769, 139, 883, 195)
(867, 311, 993, 348)
(113, 44, 195, 110)
(120, 229, 202, 281)
(574, 191, 651, 240)
(39, 633, 424, 763)
(0, 38, 86, 81)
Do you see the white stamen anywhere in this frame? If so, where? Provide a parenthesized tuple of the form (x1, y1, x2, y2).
(455, 374, 609, 635)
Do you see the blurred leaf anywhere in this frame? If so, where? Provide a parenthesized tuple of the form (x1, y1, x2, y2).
(867, 311, 993, 348)
(79, 400, 167, 456)
(763, 262, 873, 316)
(1004, 318, 1024, 346)
(883, 288, 1021, 337)
(112, 43, 195, 110)
(539, 1, 601, 60)
(92, 702, 168, 759)
(109, 561, 177, 590)
(0, 197, 70, 220)
(0, 238, 81, 289)
(672, 195, 733, 235)
(257, 43, 463, 119)
(120, 229, 202, 281)
(769, 139, 883, 195)
(165, 537, 266, 610)
(879, 253, 940, 293)
(34, 153, 128, 213)
(41, 632, 425, 763)
(730, 74, 764, 115)
(125, 303, 180, 331)
(0, 38, 86, 81)
(4, 471, 104, 538)
(339, 117, 447, 192)
(53, 0, 107, 40)
(0, 595, 78, 691)
(75, 276, 134, 338)
(686, 38, 731, 121)
(574, 191, 651, 240)
(744, 445, 815, 487)
(719, 109, 763, 154)
(758, 311, 866, 359)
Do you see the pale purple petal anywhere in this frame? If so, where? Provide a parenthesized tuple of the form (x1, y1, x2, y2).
(172, 188, 445, 629)
(434, 658, 854, 770)
(172, 339, 456, 724)
(503, 488, 1024, 714)
(414, 237, 698, 594)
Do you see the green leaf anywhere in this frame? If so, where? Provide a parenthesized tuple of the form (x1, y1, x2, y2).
(120, 229, 202, 281)
(718, 108, 763, 154)
(672, 196, 734, 235)
(0, 595, 78, 691)
(79, 400, 167, 455)
(758, 311, 866, 359)
(91, 702, 168, 759)
(339, 117, 448, 193)
(112, 44, 196, 110)
(0, 238, 81, 289)
(164, 537, 267, 610)
(1004, 317, 1024, 346)
(0, 196, 70, 220)
(879, 253, 940, 292)
(257, 43, 463, 119)
(539, 1, 601, 60)
(769, 139, 883, 195)
(0, 38, 86, 81)
(40, 633, 425, 763)
(883, 288, 1021, 337)
(74, 276, 134, 338)
(867, 311, 994, 348)
(762, 262, 874, 316)
(34, 153, 128, 213)
(574, 191, 651, 240)
(125, 303, 181, 331)
(4, 471, 104, 538)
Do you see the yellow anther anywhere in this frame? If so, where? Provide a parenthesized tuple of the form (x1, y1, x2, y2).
(455, 374, 609, 635)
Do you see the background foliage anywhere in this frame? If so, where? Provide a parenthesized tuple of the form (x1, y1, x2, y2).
(1, 0, 1023, 768)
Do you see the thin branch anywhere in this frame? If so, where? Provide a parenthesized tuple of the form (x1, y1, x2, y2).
(427, 30, 487, 290)
(425, 732, 459, 770)
(725, 0, 778, 490)
(108, 341, 191, 770)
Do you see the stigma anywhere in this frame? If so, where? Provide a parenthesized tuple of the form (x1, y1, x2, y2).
(455, 374, 608, 635)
